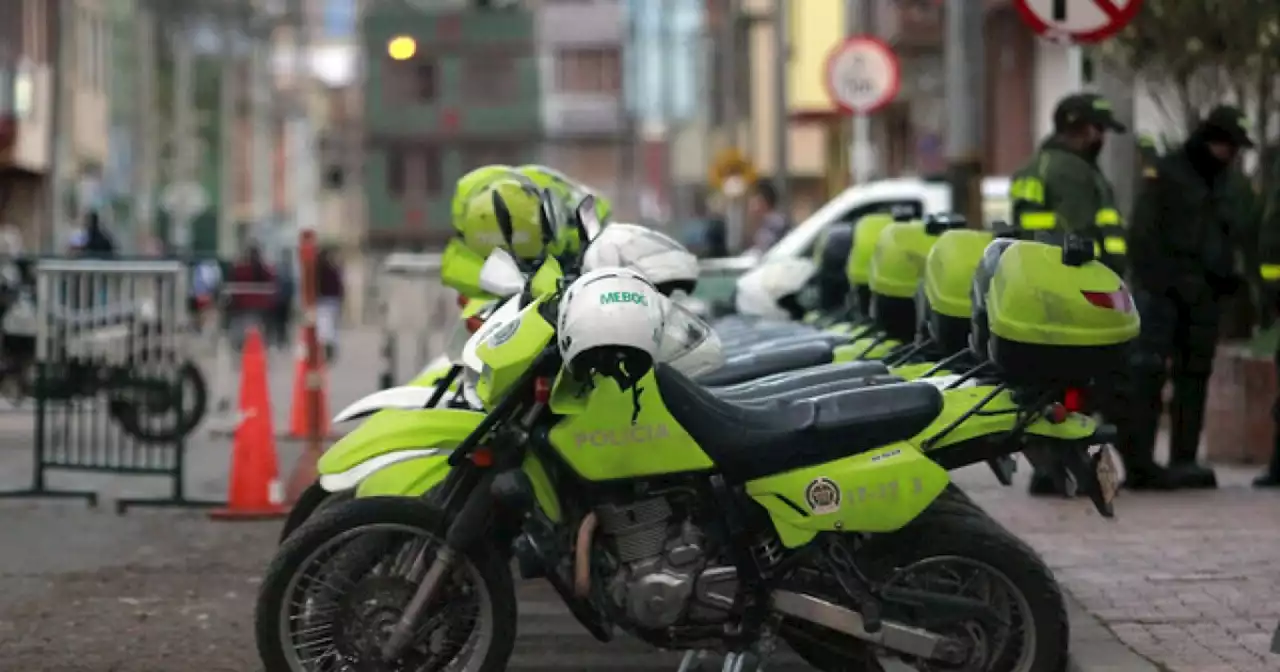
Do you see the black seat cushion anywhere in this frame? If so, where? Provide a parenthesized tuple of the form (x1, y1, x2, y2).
(713, 361, 891, 401)
(695, 342, 834, 387)
(656, 364, 943, 481)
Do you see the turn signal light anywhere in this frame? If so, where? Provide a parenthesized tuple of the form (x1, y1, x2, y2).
(465, 315, 485, 333)
(457, 294, 469, 308)
(534, 377, 551, 404)
(470, 446, 494, 467)
(1063, 387, 1085, 413)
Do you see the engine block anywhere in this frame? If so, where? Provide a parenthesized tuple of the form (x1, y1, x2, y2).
(595, 498, 738, 630)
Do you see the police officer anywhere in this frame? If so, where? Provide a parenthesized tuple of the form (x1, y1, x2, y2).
(1010, 93, 1131, 495)
(1010, 93, 1129, 276)
(1128, 105, 1257, 490)
(1254, 162, 1280, 489)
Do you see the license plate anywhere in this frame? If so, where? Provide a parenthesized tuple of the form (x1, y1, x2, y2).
(1095, 446, 1119, 505)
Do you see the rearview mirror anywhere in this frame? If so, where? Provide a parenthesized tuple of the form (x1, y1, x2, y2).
(491, 190, 516, 251)
(477, 248, 525, 297)
(537, 189, 558, 246)
(575, 195, 601, 243)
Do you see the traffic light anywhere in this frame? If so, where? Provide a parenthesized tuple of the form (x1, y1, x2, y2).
(387, 36, 417, 61)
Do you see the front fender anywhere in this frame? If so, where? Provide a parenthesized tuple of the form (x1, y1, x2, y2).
(319, 408, 485, 474)
(355, 452, 563, 523)
(333, 384, 479, 424)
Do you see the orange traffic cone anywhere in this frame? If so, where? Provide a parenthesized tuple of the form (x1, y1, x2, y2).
(289, 340, 331, 439)
(210, 327, 286, 520)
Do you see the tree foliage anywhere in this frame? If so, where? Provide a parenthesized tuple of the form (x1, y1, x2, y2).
(1097, 0, 1280, 134)
(1098, 0, 1280, 219)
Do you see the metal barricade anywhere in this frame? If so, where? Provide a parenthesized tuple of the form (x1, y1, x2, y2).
(0, 259, 215, 512)
(376, 253, 457, 388)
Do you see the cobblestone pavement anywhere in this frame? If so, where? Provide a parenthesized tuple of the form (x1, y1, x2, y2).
(953, 460, 1280, 672)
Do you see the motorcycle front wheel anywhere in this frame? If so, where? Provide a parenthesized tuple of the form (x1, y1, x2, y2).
(255, 496, 517, 672)
(782, 504, 1067, 672)
(278, 483, 353, 544)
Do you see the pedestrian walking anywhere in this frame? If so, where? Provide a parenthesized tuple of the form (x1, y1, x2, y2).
(1009, 92, 1134, 495)
(1127, 105, 1258, 490)
(746, 180, 790, 257)
(316, 247, 344, 362)
(226, 243, 276, 353)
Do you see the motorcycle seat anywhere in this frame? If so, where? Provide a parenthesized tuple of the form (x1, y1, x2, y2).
(655, 364, 943, 482)
(711, 361, 890, 401)
(695, 342, 833, 387)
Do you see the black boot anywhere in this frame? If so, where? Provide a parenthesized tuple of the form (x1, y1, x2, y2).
(1254, 433, 1280, 488)
(1122, 367, 1173, 490)
(1168, 374, 1217, 489)
(1027, 470, 1066, 496)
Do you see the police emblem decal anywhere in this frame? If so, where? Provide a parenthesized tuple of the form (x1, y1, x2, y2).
(804, 477, 841, 515)
(487, 320, 519, 347)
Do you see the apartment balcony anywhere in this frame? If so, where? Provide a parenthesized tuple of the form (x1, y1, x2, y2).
(536, 0, 624, 46)
(542, 92, 625, 137)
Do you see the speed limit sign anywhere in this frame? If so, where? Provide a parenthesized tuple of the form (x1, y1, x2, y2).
(825, 36, 900, 115)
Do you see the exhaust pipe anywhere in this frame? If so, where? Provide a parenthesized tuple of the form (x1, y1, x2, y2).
(772, 590, 952, 661)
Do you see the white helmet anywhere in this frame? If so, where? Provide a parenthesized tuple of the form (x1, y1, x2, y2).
(734, 257, 817, 321)
(557, 268, 664, 381)
(581, 223, 699, 295)
(657, 296, 725, 378)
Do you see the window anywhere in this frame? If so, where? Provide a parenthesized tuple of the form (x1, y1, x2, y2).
(460, 55, 518, 103)
(413, 62, 437, 100)
(420, 147, 443, 196)
(554, 47, 621, 94)
(460, 143, 515, 172)
(386, 150, 406, 196)
(554, 143, 619, 187)
(384, 58, 438, 103)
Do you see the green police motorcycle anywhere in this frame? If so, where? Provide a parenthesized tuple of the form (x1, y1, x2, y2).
(254, 201, 1131, 672)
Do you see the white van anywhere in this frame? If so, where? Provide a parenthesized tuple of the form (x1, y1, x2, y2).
(764, 176, 1011, 262)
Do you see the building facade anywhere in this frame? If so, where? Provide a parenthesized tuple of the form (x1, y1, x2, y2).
(536, 0, 629, 217)
(361, 3, 542, 250)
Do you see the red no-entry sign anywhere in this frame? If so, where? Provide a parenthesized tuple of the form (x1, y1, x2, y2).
(1014, 0, 1143, 44)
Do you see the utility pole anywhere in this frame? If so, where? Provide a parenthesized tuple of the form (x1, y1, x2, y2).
(169, 27, 197, 253)
(770, 0, 789, 218)
(134, 4, 159, 251)
(1095, 57, 1137, 218)
(721, 0, 745, 253)
(659, 0, 678, 223)
(216, 7, 241, 258)
(943, 0, 984, 228)
(250, 13, 274, 253)
(47, 0, 72, 251)
(847, 0, 874, 185)
(288, 0, 318, 236)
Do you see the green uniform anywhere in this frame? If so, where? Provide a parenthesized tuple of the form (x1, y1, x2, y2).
(1127, 107, 1256, 487)
(1009, 138, 1127, 273)
(1257, 160, 1280, 485)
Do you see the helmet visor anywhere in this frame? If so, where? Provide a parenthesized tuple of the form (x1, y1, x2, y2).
(657, 295, 724, 377)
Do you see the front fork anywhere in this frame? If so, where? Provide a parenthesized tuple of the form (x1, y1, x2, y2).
(381, 469, 498, 661)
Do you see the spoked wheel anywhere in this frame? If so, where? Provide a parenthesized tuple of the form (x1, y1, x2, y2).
(109, 361, 208, 442)
(781, 507, 1066, 672)
(256, 497, 517, 672)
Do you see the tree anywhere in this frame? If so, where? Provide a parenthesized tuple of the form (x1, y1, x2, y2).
(1097, 0, 1280, 216)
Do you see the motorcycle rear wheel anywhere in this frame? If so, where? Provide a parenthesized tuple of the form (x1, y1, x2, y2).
(256, 496, 517, 672)
(782, 505, 1066, 672)
(109, 361, 208, 442)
